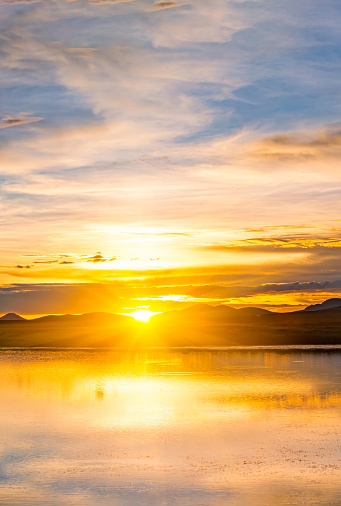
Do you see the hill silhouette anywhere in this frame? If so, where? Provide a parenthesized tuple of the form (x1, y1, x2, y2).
(303, 298, 341, 312)
(1, 301, 341, 347)
(0, 313, 26, 321)
(149, 303, 341, 346)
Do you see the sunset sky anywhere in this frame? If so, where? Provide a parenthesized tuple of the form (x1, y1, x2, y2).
(1, 0, 341, 315)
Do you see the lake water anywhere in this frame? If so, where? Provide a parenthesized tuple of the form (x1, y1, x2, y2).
(0, 347, 341, 505)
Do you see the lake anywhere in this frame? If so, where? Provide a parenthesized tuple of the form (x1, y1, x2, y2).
(0, 347, 341, 505)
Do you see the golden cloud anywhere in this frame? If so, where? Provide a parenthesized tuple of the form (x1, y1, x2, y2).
(248, 124, 341, 163)
(152, 1, 185, 11)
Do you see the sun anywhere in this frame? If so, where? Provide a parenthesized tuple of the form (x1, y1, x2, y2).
(127, 310, 160, 323)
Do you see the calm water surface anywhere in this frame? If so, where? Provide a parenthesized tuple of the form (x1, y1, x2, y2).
(0, 347, 341, 505)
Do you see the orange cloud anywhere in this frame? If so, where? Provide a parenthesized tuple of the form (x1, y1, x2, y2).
(247, 124, 341, 163)
(152, 1, 185, 11)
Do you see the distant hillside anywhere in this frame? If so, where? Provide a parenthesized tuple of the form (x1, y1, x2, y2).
(303, 298, 341, 312)
(1, 300, 341, 347)
(152, 302, 341, 325)
(152, 304, 272, 324)
(35, 312, 131, 324)
(0, 311, 142, 348)
(0, 313, 26, 321)
(149, 302, 341, 346)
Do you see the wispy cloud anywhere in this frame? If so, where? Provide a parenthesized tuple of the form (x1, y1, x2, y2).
(247, 125, 341, 163)
(0, 0, 39, 3)
(151, 1, 185, 11)
(0, 116, 43, 129)
(200, 235, 341, 252)
(33, 260, 58, 264)
(89, 0, 135, 4)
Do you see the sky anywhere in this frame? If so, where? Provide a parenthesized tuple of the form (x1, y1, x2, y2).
(1, 0, 341, 315)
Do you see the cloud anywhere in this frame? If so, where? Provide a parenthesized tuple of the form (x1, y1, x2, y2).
(24, 253, 116, 265)
(89, 0, 135, 4)
(200, 235, 341, 253)
(0, 0, 133, 3)
(85, 252, 107, 263)
(2, 279, 341, 315)
(247, 125, 341, 163)
(83, 252, 116, 263)
(0, 0, 39, 3)
(151, 2, 185, 11)
(0, 265, 33, 270)
(0, 116, 43, 129)
(33, 260, 58, 264)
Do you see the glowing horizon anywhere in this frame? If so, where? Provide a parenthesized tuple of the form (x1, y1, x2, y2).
(120, 309, 161, 323)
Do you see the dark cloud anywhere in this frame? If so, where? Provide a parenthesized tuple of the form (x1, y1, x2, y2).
(0, 283, 125, 314)
(252, 281, 341, 294)
(20, 253, 115, 265)
(33, 260, 58, 264)
(0, 116, 43, 128)
(85, 252, 107, 263)
(199, 235, 341, 253)
(134, 281, 341, 299)
(2, 280, 341, 315)
(83, 252, 116, 263)
(0, 265, 33, 269)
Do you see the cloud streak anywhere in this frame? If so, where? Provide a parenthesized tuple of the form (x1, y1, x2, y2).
(248, 125, 341, 163)
(151, 1, 185, 11)
(0, 116, 43, 129)
(89, 0, 135, 4)
(0, 1, 39, 3)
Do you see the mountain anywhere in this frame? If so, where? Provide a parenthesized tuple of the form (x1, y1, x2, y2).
(0, 313, 26, 321)
(2, 300, 341, 347)
(0, 311, 139, 348)
(152, 304, 271, 324)
(34, 312, 131, 324)
(303, 298, 341, 312)
(236, 307, 271, 315)
(149, 301, 341, 346)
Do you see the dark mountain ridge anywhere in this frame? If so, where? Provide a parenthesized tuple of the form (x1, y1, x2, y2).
(35, 312, 132, 324)
(1, 299, 341, 347)
(152, 302, 341, 325)
(0, 313, 26, 321)
(303, 298, 341, 312)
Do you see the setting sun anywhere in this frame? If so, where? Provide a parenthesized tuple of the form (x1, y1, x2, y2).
(126, 310, 160, 323)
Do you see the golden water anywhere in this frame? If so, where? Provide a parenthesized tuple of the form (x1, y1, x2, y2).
(0, 348, 340, 505)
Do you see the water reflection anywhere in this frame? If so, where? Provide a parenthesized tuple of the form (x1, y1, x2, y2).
(0, 348, 341, 505)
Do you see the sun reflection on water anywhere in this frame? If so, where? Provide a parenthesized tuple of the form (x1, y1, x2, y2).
(1, 349, 341, 505)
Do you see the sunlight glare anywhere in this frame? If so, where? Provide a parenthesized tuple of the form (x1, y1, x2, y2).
(126, 309, 160, 323)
